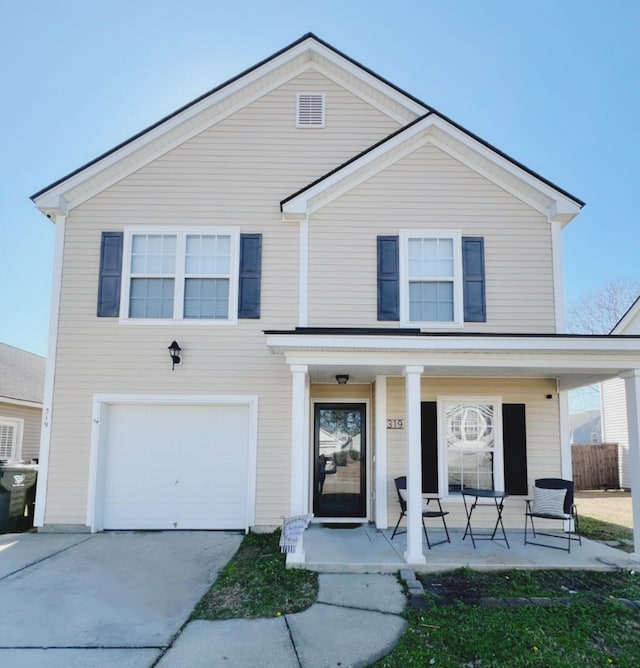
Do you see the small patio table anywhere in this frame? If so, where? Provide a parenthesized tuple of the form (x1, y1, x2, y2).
(461, 488, 510, 548)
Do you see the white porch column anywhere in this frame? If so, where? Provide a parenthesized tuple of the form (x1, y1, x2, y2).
(559, 389, 572, 480)
(374, 375, 388, 529)
(558, 389, 574, 532)
(622, 370, 640, 554)
(288, 364, 309, 564)
(404, 365, 426, 565)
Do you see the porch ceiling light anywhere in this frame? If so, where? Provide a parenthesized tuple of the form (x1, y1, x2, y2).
(168, 340, 182, 370)
(336, 374, 349, 385)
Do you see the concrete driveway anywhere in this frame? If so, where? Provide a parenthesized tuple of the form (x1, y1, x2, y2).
(0, 531, 242, 667)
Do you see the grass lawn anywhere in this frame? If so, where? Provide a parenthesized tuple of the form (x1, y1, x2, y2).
(372, 597, 640, 667)
(372, 568, 640, 667)
(191, 528, 640, 666)
(191, 530, 318, 620)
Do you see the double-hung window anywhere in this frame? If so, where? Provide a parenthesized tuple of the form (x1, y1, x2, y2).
(438, 397, 504, 495)
(123, 230, 238, 322)
(400, 230, 463, 326)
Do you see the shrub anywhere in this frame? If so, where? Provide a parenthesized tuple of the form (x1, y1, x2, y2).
(333, 451, 348, 466)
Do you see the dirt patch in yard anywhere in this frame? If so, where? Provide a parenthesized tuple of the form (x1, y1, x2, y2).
(576, 490, 633, 529)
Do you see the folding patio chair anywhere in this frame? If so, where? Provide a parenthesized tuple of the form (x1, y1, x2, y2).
(524, 478, 581, 552)
(391, 476, 450, 549)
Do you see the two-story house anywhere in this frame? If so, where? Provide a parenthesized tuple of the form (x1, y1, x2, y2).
(31, 34, 640, 564)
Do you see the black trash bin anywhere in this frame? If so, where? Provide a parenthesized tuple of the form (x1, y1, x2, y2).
(0, 462, 38, 533)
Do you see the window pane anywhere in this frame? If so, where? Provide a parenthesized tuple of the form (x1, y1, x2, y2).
(409, 281, 453, 322)
(186, 234, 231, 275)
(446, 404, 494, 448)
(408, 237, 453, 278)
(184, 278, 229, 319)
(131, 234, 176, 275)
(446, 403, 496, 493)
(129, 278, 174, 318)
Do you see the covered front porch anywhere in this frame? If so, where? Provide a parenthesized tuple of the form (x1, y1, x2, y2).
(297, 523, 640, 573)
(266, 329, 640, 567)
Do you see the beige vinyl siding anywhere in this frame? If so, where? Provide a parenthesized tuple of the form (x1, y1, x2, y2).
(0, 402, 41, 462)
(44, 70, 401, 526)
(310, 384, 372, 401)
(602, 377, 630, 489)
(308, 143, 555, 332)
(385, 376, 559, 529)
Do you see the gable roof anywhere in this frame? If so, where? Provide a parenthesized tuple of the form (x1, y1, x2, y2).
(281, 112, 583, 224)
(611, 295, 640, 333)
(31, 33, 427, 217)
(31, 33, 583, 223)
(0, 343, 46, 407)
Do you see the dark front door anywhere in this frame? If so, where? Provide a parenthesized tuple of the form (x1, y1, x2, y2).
(313, 403, 366, 518)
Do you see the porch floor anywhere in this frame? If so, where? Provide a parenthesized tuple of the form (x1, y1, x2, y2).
(298, 523, 640, 573)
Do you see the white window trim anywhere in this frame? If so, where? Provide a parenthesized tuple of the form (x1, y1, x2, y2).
(399, 229, 463, 328)
(0, 416, 24, 461)
(296, 92, 325, 128)
(437, 396, 504, 500)
(119, 227, 240, 325)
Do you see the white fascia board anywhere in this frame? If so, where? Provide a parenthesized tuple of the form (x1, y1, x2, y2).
(282, 113, 582, 222)
(308, 57, 422, 125)
(308, 42, 426, 117)
(266, 333, 640, 354)
(280, 351, 640, 373)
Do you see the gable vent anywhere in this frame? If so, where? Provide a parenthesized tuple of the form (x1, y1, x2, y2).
(297, 93, 325, 128)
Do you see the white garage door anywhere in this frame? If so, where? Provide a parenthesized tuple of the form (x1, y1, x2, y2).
(102, 403, 251, 530)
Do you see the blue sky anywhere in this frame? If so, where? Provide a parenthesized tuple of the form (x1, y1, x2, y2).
(2, 0, 639, 357)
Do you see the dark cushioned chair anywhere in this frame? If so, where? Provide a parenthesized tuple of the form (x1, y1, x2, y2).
(524, 478, 581, 552)
(391, 476, 450, 549)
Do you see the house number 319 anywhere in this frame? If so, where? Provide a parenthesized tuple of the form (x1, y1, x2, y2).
(387, 419, 405, 430)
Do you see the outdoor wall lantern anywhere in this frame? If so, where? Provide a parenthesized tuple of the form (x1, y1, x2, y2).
(168, 340, 182, 370)
(336, 374, 349, 385)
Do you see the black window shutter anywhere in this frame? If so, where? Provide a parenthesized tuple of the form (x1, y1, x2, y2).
(421, 401, 438, 493)
(502, 403, 528, 495)
(462, 236, 486, 322)
(377, 236, 399, 321)
(97, 232, 123, 317)
(238, 233, 262, 319)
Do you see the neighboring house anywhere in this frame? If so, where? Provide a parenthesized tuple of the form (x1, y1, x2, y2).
(31, 34, 640, 563)
(0, 343, 45, 462)
(569, 410, 601, 444)
(602, 296, 640, 490)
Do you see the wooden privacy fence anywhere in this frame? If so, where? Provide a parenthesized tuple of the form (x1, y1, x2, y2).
(571, 443, 619, 490)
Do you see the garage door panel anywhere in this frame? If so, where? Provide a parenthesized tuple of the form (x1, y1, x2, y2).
(102, 402, 251, 530)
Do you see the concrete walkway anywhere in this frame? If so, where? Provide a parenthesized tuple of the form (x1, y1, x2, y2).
(157, 573, 408, 668)
(0, 531, 243, 667)
(0, 532, 409, 668)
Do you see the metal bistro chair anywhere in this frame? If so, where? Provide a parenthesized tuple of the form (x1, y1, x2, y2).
(391, 476, 450, 549)
(524, 478, 581, 552)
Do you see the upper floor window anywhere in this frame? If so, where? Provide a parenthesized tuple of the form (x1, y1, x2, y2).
(122, 230, 239, 322)
(400, 231, 463, 326)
